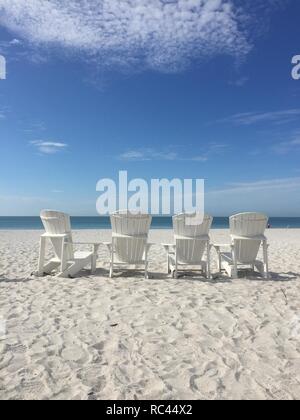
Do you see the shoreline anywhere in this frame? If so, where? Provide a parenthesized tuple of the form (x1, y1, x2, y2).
(1, 216, 300, 231)
(0, 227, 299, 232)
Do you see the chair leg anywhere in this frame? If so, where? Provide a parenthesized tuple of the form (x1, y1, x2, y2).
(218, 253, 222, 273)
(109, 249, 114, 278)
(38, 237, 46, 276)
(91, 254, 97, 274)
(214, 246, 222, 273)
(263, 241, 269, 279)
(109, 252, 114, 278)
(60, 238, 68, 275)
(91, 245, 99, 274)
(173, 254, 178, 279)
(144, 249, 149, 279)
(232, 244, 238, 278)
(231, 267, 238, 279)
(206, 242, 211, 279)
(144, 263, 149, 279)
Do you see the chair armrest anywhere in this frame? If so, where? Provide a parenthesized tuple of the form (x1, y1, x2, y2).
(72, 242, 103, 246)
(68, 242, 102, 253)
(103, 242, 113, 251)
(103, 242, 153, 253)
(213, 243, 232, 253)
(41, 233, 69, 239)
(213, 243, 231, 249)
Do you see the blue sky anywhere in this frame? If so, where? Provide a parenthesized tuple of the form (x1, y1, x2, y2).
(0, 0, 300, 216)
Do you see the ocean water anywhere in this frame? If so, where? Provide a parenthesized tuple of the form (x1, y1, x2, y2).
(0, 216, 300, 230)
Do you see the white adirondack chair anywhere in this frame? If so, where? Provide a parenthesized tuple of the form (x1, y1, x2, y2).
(37, 210, 100, 278)
(163, 214, 213, 279)
(106, 211, 152, 279)
(214, 213, 269, 279)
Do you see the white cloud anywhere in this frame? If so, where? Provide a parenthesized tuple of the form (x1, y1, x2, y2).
(0, 38, 22, 52)
(0, 106, 10, 120)
(206, 176, 300, 216)
(119, 149, 180, 161)
(273, 132, 300, 154)
(9, 38, 21, 46)
(22, 121, 46, 134)
(219, 109, 300, 126)
(228, 76, 249, 87)
(118, 144, 226, 162)
(209, 177, 300, 194)
(30, 140, 68, 155)
(0, 0, 253, 73)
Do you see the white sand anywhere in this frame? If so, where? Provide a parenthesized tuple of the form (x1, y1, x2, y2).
(0, 229, 300, 400)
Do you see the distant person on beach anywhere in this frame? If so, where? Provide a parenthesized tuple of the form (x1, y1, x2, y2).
(268, 223, 271, 229)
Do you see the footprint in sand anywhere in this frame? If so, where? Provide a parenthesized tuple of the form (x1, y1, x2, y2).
(7, 344, 28, 354)
(77, 365, 105, 388)
(267, 386, 293, 400)
(190, 375, 201, 391)
(92, 342, 105, 353)
(61, 345, 86, 362)
(18, 380, 47, 400)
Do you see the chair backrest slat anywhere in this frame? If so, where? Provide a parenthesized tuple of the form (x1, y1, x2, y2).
(173, 214, 212, 264)
(230, 213, 268, 264)
(110, 211, 152, 263)
(40, 210, 74, 260)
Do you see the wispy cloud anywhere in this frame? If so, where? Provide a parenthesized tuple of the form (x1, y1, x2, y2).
(0, 35, 48, 65)
(218, 109, 300, 126)
(118, 144, 226, 162)
(0, 37, 22, 50)
(209, 177, 300, 195)
(206, 175, 300, 216)
(119, 149, 181, 162)
(9, 38, 21, 46)
(0, 194, 55, 216)
(30, 140, 68, 155)
(273, 131, 300, 154)
(0, 106, 10, 120)
(228, 76, 249, 87)
(22, 121, 46, 134)
(0, 0, 257, 73)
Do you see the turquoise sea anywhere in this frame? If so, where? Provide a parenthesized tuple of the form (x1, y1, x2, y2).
(0, 216, 300, 230)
